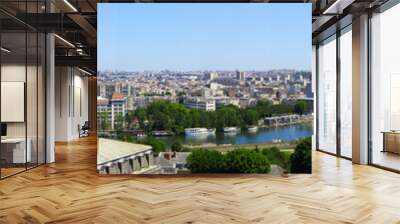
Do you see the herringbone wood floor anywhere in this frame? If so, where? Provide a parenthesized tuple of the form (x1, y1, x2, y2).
(1, 136, 400, 224)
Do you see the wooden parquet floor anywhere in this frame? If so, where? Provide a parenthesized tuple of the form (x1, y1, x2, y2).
(1, 136, 400, 224)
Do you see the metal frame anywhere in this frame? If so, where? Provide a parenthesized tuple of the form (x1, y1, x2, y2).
(336, 24, 341, 157)
(316, 0, 400, 171)
(367, 0, 400, 172)
(0, 0, 47, 180)
(315, 19, 353, 161)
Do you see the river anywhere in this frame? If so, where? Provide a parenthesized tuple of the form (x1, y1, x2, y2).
(147, 123, 313, 146)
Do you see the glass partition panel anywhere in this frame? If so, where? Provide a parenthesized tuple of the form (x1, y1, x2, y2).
(0, 1, 46, 179)
(38, 32, 45, 165)
(339, 27, 352, 158)
(317, 35, 337, 154)
(1, 31, 27, 177)
(27, 30, 38, 169)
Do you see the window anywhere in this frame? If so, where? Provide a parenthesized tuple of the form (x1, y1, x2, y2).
(370, 3, 400, 171)
(0, 2, 46, 179)
(317, 35, 337, 154)
(339, 27, 352, 158)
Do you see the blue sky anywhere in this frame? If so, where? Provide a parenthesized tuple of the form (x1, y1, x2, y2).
(98, 4, 311, 71)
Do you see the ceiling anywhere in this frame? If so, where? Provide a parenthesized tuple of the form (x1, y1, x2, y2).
(0, 0, 392, 73)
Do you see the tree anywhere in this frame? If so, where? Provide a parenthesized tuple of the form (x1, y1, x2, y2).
(187, 149, 225, 173)
(224, 149, 270, 173)
(255, 100, 272, 118)
(294, 101, 307, 115)
(289, 137, 311, 173)
(243, 109, 259, 126)
(125, 111, 133, 129)
(114, 112, 125, 131)
(134, 108, 147, 129)
(138, 138, 167, 155)
(99, 112, 110, 131)
(171, 139, 183, 152)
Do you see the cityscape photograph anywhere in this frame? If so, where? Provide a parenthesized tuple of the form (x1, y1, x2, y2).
(97, 3, 313, 175)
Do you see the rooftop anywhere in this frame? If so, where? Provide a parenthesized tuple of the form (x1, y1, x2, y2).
(111, 92, 125, 100)
(97, 138, 152, 165)
(97, 96, 109, 106)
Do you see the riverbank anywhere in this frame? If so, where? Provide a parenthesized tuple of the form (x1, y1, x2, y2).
(183, 141, 296, 152)
(99, 123, 313, 149)
(261, 114, 313, 128)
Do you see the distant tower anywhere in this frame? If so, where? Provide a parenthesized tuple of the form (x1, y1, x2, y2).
(236, 70, 245, 81)
(210, 72, 218, 81)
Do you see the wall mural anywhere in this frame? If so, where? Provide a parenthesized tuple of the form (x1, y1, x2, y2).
(96, 3, 313, 175)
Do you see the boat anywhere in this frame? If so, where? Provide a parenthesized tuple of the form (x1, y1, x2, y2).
(247, 126, 258, 133)
(151, 130, 173, 137)
(272, 138, 282, 143)
(136, 133, 147, 138)
(185, 128, 215, 136)
(223, 127, 239, 133)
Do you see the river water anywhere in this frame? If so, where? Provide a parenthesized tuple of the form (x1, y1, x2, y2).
(150, 123, 313, 146)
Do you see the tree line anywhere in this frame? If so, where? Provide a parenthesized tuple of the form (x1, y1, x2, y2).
(121, 99, 308, 134)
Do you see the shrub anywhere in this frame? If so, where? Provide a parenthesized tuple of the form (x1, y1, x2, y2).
(186, 149, 225, 173)
(138, 138, 166, 155)
(294, 100, 307, 115)
(224, 149, 270, 173)
(171, 139, 184, 152)
(261, 147, 287, 169)
(289, 137, 311, 173)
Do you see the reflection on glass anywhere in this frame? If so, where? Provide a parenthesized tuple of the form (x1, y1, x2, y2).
(1, 32, 27, 177)
(318, 36, 337, 154)
(38, 33, 46, 165)
(27, 31, 38, 169)
(340, 28, 352, 158)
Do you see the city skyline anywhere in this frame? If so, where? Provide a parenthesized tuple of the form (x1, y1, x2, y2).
(98, 68, 311, 73)
(98, 4, 311, 72)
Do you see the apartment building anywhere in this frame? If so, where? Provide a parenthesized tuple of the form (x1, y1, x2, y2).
(184, 97, 216, 111)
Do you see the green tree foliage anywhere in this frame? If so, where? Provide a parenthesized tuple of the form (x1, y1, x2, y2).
(134, 108, 147, 129)
(125, 100, 303, 134)
(254, 100, 294, 117)
(99, 112, 110, 131)
(187, 147, 307, 174)
(289, 137, 311, 173)
(294, 100, 307, 115)
(114, 112, 124, 131)
(243, 109, 259, 126)
(187, 149, 225, 173)
(138, 137, 167, 155)
(262, 147, 288, 170)
(171, 139, 184, 152)
(224, 149, 270, 173)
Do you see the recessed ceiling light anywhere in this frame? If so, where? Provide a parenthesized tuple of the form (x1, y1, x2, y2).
(54, 34, 75, 48)
(1, 47, 11, 53)
(63, 0, 78, 12)
(78, 67, 93, 76)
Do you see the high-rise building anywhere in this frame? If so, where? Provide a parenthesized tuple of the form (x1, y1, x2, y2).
(97, 93, 127, 130)
(205, 72, 219, 81)
(236, 70, 245, 81)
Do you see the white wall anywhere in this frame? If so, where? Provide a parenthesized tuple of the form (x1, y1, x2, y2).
(55, 67, 89, 141)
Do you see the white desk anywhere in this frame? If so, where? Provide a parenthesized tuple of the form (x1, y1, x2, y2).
(1, 138, 31, 163)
